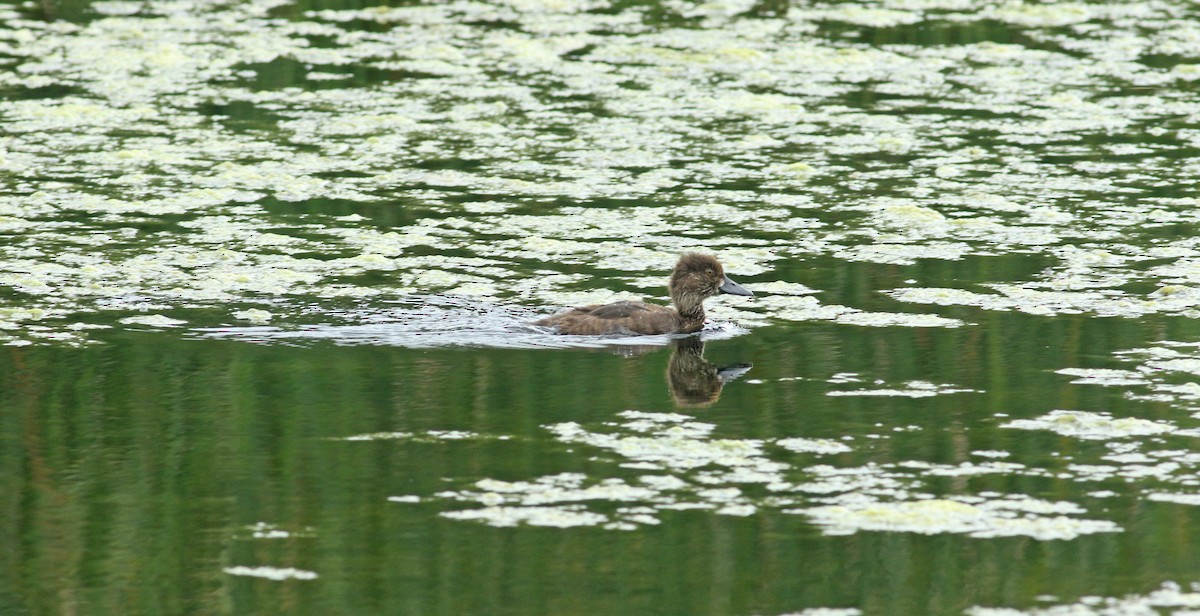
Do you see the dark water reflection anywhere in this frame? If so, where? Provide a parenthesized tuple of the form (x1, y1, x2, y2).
(668, 336, 753, 407)
(5, 312, 1200, 615)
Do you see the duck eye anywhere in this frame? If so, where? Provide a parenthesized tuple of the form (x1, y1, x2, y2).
(705, 269, 714, 276)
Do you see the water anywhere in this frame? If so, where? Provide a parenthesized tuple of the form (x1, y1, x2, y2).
(8, 317, 1199, 615)
(8, 0, 1200, 613)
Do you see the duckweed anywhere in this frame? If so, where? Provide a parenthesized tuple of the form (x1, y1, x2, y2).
(4, 0, 1200, 345)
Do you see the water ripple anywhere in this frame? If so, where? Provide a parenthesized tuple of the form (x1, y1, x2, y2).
(195, 295, 749, 349)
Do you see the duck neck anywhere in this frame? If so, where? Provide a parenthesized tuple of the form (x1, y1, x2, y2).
(672, 289, 706, 323)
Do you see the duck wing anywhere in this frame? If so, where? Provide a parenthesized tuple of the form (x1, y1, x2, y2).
(584, 301, 658, 319)
(535, 301, 682, 335)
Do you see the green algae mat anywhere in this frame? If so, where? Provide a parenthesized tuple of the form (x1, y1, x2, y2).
(6, 0, 1200, 613)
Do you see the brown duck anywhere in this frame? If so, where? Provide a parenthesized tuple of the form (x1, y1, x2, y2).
(535, 253, 753, 335)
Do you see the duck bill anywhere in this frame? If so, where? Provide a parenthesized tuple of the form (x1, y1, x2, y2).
(717, 363, 753, 383)
(718, 275, 753, 297)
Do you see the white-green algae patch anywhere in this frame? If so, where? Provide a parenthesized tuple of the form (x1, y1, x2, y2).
(796, 496, 1118, 541)
(776, 609, 861, 616)
(827, 380, 979, 398)
(119, 314, 188, 328)
(1002, 410, 1177, 441)
(235, 522, 315, 540)
(411, 410, 1120, 538)
(222, 566, 318, 581)
(1056, 343, 1200, 411)
(967, 581, 1200, 615)
(7, 0, 1200, 343)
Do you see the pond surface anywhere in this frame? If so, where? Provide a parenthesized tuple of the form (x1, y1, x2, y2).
(7, 0, 1200, 613)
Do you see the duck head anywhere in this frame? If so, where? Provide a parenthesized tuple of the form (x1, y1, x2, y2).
(669, 253, 752, 300)
(667, 253, 752, 320)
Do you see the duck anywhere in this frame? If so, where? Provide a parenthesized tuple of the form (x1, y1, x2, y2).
(535, 253, 753, 335)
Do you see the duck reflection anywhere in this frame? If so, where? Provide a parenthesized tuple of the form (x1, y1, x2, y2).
(667, 336, 752, 407)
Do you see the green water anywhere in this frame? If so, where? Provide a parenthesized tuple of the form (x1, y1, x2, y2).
(9, 0, 1200, 613)
(8, 311, 1200, 615)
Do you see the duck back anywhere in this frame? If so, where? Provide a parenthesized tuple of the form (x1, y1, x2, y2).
(535, 301, 698, 335)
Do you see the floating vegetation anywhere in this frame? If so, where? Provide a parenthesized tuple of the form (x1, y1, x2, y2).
(1055, 368, 1150, 387)
(776, 438, 853, 455)
(797, 496, 1118, 541)
(336, 428, 510, 443)
(827, 380, 979, 398)
(1001, 410, 1178, 441)
(399, 410, 1119, 540)
(1059, 342, 1200, 410)
(441, 505, 611, 529)
(5, 0, 1200, 345)
(119, 314, 188, 328)
(776, 610, 861, 616)
(234, 522, 315, 540)
(233, 308, 273, 324)
(222, 566, 318, 581)
(967, 581, 1200, 615)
